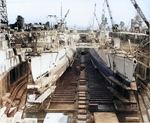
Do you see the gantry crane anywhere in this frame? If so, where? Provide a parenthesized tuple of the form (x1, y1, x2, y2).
(105, 0, 118, 31)
(47, 15, 58, 24)
(47, 8, 70, 31)
(130, 0, 149, 28)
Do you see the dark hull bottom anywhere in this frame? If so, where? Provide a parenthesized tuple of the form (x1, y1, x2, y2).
(89, 48, 114, 77)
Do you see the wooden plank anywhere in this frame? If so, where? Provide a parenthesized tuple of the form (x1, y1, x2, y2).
(34, 86, 56, 103)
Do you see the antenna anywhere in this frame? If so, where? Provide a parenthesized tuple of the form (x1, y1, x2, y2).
(61, 2, 62, 24)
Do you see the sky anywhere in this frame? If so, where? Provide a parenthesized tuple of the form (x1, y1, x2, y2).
(6, 0, 150, 29)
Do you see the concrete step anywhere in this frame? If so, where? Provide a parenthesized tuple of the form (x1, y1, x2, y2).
(89, 98, 112, 101)
(53, 93, 75, 96)
(90, 96, 111, 99)
(50, 100, 74, 103)
(51, 98, 75, 101)
(52, 95, 75, 98)
(54, 90, 76, 93)
(90, 100, 113, 104)
(55, 89, 76, 92)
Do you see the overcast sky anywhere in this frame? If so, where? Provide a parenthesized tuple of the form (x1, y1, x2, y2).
(6, 0, 150, 29)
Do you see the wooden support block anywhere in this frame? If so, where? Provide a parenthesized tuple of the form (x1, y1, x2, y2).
(77, 115, 87, 120)
(125, 117, 139, 122)
(78, 105, 86, 109)
(78, 101, 87, 104)
(79, 97, 86, 100)
(78, 109, 87, 114)
(77, 121, 87, 123)
(79, 93, 86, 97)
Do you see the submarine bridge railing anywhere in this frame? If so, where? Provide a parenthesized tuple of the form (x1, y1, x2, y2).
(75, 43, 100, 48)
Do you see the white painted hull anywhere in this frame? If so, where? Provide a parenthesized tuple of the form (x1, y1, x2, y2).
(29, 47, 76, 88)
(94, 48, 137, 82)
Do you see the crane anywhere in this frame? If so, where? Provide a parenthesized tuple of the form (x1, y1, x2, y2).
(94, 12, 100, 29)
(130, 0, 149, 28)
(92, 4, 96, 30)
(57, 9, 70, 30)
(47, 8, 70, 31)
(47, 15, 58, 23)
(62, 9, 70, 24)
(105, 0, 118, 31)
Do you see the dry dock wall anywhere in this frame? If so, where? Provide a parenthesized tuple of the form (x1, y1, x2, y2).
(0, 61, 28, 108)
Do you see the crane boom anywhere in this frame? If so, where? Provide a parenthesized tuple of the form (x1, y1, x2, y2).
(62, 9, 70, 23)
(130, 0, 149, 28)
(105, 0, 114, 28)
(92, 4, 96, 29)
(57, 9, 70, 30)
(94, 13, 100, 29)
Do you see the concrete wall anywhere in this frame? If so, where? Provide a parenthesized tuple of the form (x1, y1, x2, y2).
(0, 33, 7, 50)
(0, 49, 20, 75)
(0, 61, 28, 107)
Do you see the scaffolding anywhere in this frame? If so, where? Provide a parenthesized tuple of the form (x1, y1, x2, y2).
(0, 0, 8, 27)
